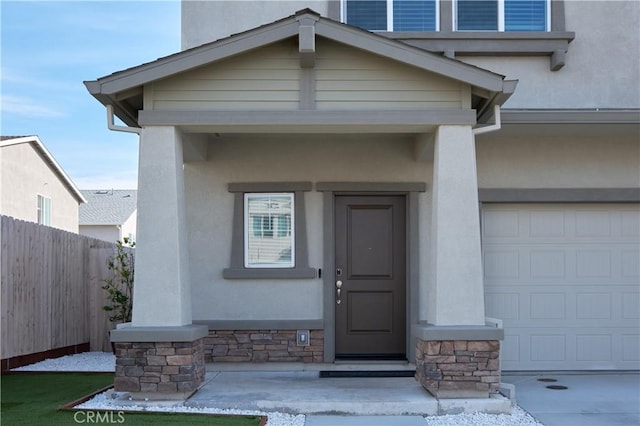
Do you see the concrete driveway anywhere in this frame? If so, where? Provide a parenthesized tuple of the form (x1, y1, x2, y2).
(503, 372, 640, 426)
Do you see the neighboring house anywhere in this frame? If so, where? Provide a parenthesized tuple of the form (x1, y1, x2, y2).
(0, 136, 85, 233)
(79, 189, 137, 244)
(85, 1, 639, 401)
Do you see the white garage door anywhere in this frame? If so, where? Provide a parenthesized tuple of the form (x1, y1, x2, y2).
(483, 204, 640, 371)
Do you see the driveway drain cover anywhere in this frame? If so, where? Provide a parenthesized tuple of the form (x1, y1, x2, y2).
(546, 385, 568, 390)
(537, 378, 558, 382)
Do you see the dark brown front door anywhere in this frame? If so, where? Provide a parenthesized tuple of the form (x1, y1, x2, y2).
(334, 195, 406, 359)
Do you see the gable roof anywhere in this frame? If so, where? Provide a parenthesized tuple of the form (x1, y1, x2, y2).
(85, 9, 515, 128)
(1, 136, 87, 204)
(79, 189, 137, 225)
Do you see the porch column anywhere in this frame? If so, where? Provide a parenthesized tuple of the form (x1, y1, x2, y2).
(415, 125, 503, 400)
(133, 126, 191, 326)
(428, 125, 484, 326)
(110, 126, 206, 399)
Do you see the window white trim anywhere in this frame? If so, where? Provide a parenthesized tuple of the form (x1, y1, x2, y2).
(243, 193, 295, 269)
(454, 0, 550, 32)
(37, 194, 52, 226)
(341, 0, 440, 32)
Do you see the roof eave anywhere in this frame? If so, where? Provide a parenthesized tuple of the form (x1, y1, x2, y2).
(86, 9, 511, 127)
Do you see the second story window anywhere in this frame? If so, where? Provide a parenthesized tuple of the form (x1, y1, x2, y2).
(344, 0, 550, 32)
(456, 0, 549, 31)
(345, 0, 438, 32)
(37, 195, 51, 226)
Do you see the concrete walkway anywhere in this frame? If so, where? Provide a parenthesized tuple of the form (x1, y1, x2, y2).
(502, 372, 640, 426)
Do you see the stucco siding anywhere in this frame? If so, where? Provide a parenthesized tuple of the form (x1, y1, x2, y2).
(185, 128, 638, 322)
(1, 143, 79, 232)
(184, 134, 433, 321)
(460, 1, 640, 109)
(150, 41, 299, 111)
(79, 225, 120, 243)
(315, 39, 465, 110)
(182, 0, 332, 49)
(476, 124, 640, 188)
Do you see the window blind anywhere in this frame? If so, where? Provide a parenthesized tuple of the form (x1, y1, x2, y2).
(393, 0, 437, 31)
(505, 0, 546, 31)
(346, 0, 387, 31)
(457, 0, 498, 30)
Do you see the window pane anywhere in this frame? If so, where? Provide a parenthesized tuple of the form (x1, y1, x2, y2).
(245, 194, 294, 268)
(37, 195, 51, 226)
(505, 0, 546, 31)
(347, 0, 387, 31)
(394, 0, 437, 31)
(457, 0, 498, 30)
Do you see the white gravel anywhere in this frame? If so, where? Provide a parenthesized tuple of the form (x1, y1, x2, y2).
(11, 351, 115, 372)
(14, 352, 542, 426)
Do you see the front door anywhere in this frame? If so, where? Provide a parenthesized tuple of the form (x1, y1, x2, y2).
(334, 195, 406, 359)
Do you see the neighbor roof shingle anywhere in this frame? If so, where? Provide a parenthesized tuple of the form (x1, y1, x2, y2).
(79, 190, 137, 225)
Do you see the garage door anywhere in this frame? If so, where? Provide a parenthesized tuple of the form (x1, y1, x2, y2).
(482, 204, 640, 371)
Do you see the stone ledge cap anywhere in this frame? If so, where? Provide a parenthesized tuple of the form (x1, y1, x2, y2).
(110, 324, 208, 342)
(414, 323, 504, 341)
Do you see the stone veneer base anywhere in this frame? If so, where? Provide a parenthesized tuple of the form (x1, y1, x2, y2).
(415, 339, 500, 399)
(205, 329, 324, 363)
(114, 338, 205, 400)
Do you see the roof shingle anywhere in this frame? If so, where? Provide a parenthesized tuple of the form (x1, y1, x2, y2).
(79, 190, 137, 225)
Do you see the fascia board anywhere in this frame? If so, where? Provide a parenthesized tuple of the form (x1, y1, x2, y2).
(92, 21, 299, 96)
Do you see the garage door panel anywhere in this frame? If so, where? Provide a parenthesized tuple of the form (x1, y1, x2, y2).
(622, 250, 640, 278)
(622, 334, 640, 361)
(483, 203, 640, 371)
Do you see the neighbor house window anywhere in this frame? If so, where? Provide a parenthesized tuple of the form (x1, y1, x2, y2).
(244, 193, 294, 268)
(37, 195, 51, 226)
(456, 0, 549, 31)
(345, 0, 438, 31)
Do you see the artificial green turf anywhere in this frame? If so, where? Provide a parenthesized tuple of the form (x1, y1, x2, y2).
(1, 373, 261, 426)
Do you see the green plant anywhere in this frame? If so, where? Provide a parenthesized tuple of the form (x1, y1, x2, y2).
(102, 237, 135, 323)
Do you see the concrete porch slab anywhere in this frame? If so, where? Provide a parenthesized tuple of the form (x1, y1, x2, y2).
(185, 370, 511, 416)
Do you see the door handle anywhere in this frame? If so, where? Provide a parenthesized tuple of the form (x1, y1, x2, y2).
(336, 280, 343, 305)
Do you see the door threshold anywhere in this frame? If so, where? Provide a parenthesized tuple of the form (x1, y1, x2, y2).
(331, 360, 415, 371)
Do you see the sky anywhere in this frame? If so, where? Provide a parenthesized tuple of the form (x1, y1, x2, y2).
(1, 0, 181, 189)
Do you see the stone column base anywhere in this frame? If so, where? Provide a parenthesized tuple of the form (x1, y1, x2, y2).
(415, 339, 500, 399)
(111, 324, 208, 400)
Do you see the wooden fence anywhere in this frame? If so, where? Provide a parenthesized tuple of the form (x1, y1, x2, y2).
(1, 215, 129, 367)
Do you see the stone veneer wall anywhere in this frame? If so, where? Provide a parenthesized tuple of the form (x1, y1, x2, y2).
(114, 338, 205, 395)
(415, 339, 500, 398)
(204, 329, 324, 362)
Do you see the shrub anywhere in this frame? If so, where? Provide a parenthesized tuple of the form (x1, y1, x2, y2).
(102, 237, 134, 323)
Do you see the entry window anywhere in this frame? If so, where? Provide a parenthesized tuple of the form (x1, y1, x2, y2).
(456, 0, 549, 31)
(244, 193, 294, 268)
(345, 0, 438, 31)
(37, 195, 51, 226)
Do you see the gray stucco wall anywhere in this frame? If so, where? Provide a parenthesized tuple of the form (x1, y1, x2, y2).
(79, 225, 120, 243)
(185, 134, 433, 321)
(184, 128, 639, 321)
(181, 0, 333, 49)
(476, 123, 640, 188)
(1, 143, 80, 233)
(460, 1, 640, 109)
